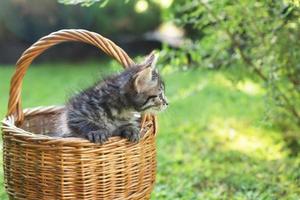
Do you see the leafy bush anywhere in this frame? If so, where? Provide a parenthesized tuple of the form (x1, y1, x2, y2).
(169, 0, 300, 131)
(289, 0, 300, 6)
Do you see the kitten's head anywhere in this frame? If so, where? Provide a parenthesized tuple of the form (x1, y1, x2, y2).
(126, 51, 168, 114)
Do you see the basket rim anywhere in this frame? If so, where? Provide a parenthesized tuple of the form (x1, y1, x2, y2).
(1, 105, 156, 145)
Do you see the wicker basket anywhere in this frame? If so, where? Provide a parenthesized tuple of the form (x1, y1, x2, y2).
(1, 29, 158, 200)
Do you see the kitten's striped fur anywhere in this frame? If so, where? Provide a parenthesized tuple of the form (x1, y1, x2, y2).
(56, 52, 168, 144)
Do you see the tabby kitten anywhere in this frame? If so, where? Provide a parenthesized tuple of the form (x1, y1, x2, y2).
(57, 52, 168, 144)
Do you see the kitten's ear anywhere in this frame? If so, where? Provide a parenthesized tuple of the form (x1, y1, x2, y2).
(142, 51, 159, 69)
(134, 51, 159, 93)
(134, 66, 153, 93)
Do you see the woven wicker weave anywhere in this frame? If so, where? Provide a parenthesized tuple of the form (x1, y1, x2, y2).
(1, 29, 158, 200)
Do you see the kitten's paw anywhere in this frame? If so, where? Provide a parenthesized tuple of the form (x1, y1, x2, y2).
(121, 127, 140, 143)
(86, 130, 111, 144)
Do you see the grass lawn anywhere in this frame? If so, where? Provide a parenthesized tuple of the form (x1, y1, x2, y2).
(0, 61, 299, 199)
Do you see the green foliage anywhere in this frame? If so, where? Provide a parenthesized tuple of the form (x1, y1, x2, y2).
(0, 0, 161, 42)
(168, 0, 300, 131)
(289, 0, 300, 7)
(1, 63, 300, 199)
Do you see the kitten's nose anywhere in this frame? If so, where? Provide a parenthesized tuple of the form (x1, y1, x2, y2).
(164, 99, 169, 106)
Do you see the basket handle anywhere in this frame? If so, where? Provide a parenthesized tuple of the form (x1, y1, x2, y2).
(7, 29, 135, 124)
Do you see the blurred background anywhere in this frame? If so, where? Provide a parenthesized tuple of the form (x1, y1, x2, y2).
(0, 0, 300, 199)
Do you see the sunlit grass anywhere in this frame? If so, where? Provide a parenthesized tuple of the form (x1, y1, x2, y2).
(210, 118, 285, 160)
(156, 67, 299, 199)
(0, 61, 299, 199)
(237, 79, 265, 96)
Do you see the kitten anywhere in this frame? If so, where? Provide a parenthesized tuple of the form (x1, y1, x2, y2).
(56, 52, 168, 144)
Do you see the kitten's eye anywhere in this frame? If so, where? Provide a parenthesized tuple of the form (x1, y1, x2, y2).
(143, 95, 158, 105)
(149, 95, 158, 99)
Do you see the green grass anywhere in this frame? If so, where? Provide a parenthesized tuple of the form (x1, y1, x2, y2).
(0, 61, 299, 199)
